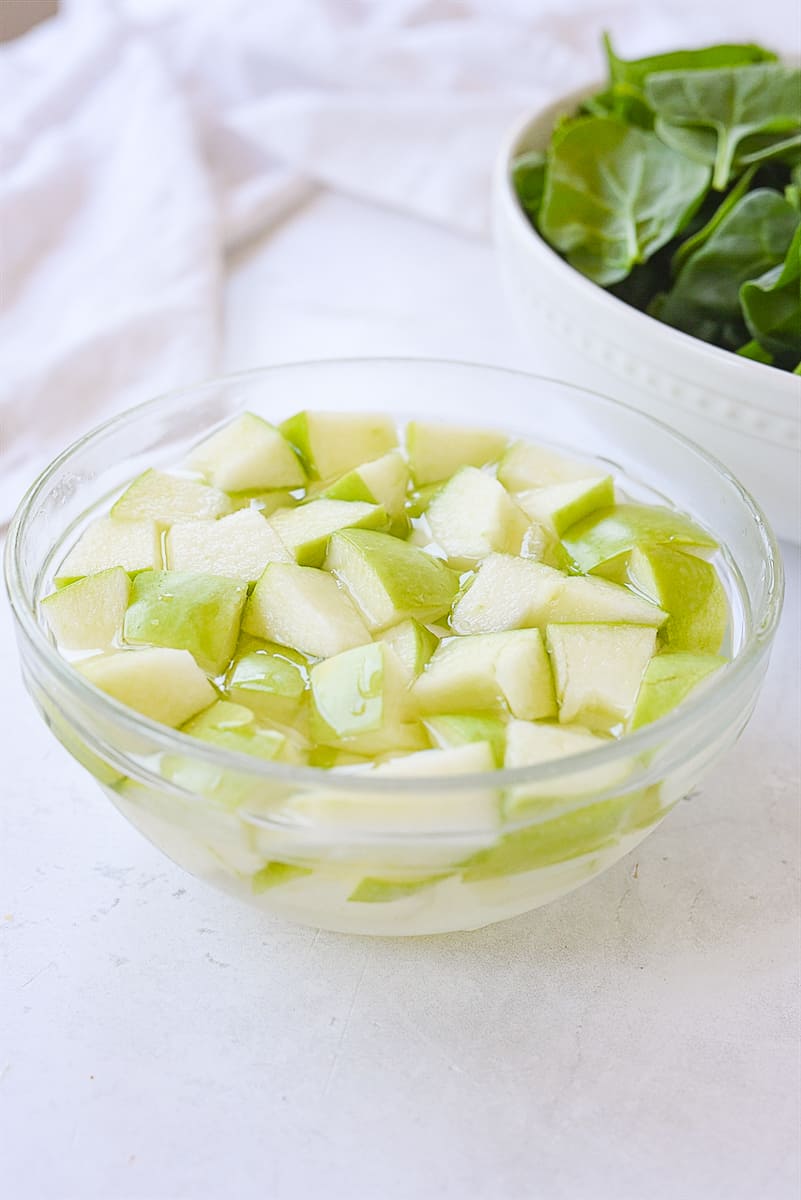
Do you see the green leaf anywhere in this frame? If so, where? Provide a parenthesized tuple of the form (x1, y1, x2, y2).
(647, 64, 801, 189)
(671, 164, 757, 276)
(347, 874, 452, 903)
(740, 224, 801, 362)
(539, 116, 710, 285)
(656, 189, 800, 350)
(736, 339, 773, 364)
(511, 150, 547, 227)
(604, 33, 777, 92)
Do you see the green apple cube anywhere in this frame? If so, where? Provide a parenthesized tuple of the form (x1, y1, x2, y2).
(80, 647, 216, 727)
(497, 440, 605, 491)
(318, 450, 410, 516)
(425, 467, 529, 568)
(111, 469, 232, 522)
(42, 567, 130, 651)
(377, 618, 439, 683)
(546, 623, 657, 731)
(562, 503, 718, 574)
(242, 562, 370, 658)
(348, 874, 453, 903)
(629, 651, 725, 731)
(123, 570, 248, 675)
(280, 410, 398, 480)
(226, 489, 298, 516)
(423, 713, 507, 765)
(502, 719, 632, 815)
(411, 630, 556, 720)
(626, 545, 727, 654)
(56, 517, 161, 583)
(405, 420, 508, 485)
(181, 700, 287, 760)
(252, 862, 313, 893)
(270, 498, 387, 567)
(325, 528, 459, 631)
(310, 642, 424, 755)
(450, 554, 664, 635)
(226, 641, 309, 723)
(188, 412, 305, 491)
(165, 508, 292, 582)
(517, 475, 615, 536)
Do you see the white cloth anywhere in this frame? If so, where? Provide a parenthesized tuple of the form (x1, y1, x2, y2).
(0, 0, 795, 522)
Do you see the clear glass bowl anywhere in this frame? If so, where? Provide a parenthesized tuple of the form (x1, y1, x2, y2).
(4, 360, 783, 935)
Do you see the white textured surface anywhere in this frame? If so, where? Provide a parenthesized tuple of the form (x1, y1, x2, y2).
(2, 194, 800, 1200)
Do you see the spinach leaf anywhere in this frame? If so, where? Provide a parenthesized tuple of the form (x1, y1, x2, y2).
(647, 64, 801, 189)
(787, 163, 801, 212)
(512, 151, 547, 227)
(671, 164, 757, 275)
(656, 189, 800, 350)
(539, 117, 710, 285)
(736, 339, 773, 364)
(740, 224, 801, 361)
(603, 34, 777, 92)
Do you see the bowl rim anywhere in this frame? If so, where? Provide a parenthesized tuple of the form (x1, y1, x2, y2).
(494, 80, 800, 403)
(3, 357, 785, 796)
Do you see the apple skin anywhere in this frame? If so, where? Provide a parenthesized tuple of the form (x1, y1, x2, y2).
(378, 618, 440, 683)
(226, 639, 309, 724)
(123, 569, 248, 675)
(629, 651, 724, 731)
(270, 498, 387, 567)
(309, 642, 424, 755)
(423, 713, 507, 765)
(626, 545, 727, 654)
(561, 503, 718, 574)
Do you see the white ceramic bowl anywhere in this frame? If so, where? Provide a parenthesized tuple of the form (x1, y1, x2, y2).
(492, 83, 801, 543)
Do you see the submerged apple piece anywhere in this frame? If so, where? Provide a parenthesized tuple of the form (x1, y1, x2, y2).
(243, 562, 370, 658)
(325, 528, 460, 631)
(226, 640, 309, 724)
(80, 647, 216, 727)
(629, 651, 725, 731)
(56, 517, 161, 583)
(561, 503, 717, 574)
(498, 441, 606, 491)
(423, 713, 507, 765)
(450, 554, 664, 635)
(270, 498, 387, 567)
(348, 874, 453, 903)
(516, 475, 615, 537)
(182, 700, 288, 760)
(405, 420, 508, 485)
(425, 467, 529, 568)
(165, 508, 292, 582)
(123, 570, 248, 675)
(546, 623, 657, 732)
(626, 544, 727, 654)
(310, 642, 425, 756)
(188, 412, 305, 491)
(42, 567, 130, 651)
(502, 719, 631, 815)
(111, 469, 232, 522)
(377, 618, 439, 683)
(411, 630, 556, 720)
(280, 410, 398, 480)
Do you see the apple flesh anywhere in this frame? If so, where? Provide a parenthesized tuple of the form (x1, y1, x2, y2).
(497, 440, 605, 491)
(423, 713, 507, 765)
(425, 467, 529, 568)
(405, 420, 508, 485)
(123, 570, 248, 675)
(629, 651, 724, 731)
(243, 562, 370, 658)
(42, 566, 130, 651)
(56, 517, 161, 583)
(80, 647, 216, 727)
(270, 498, 387, 567)
(516, 475, 615, 536)
(188, 412, 305, 491)
(226, 639, 309, 725)
(502, 719, 632, 815)
(561, 503, 718, 574)
(309, 642, 425, 756)
(315, 450, 409, 520)
(377, 618, 439, 683)
(165, 508, 292, 582)
(181, 699, 288, 760)
(626, 544, 727, 654)
(111, 469, 232, 522)
(280, 410, 398, 480)
(546, 623, 657, 732)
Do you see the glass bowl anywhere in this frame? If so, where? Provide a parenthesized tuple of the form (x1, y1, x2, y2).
(4, 360, 783, 935)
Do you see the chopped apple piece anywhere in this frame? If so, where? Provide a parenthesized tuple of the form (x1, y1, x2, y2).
(56, 517, 160, 583)
(516, 475, 614, 536)
(310, 642, 425, 756)
(629, 651, 725, 731)
(80, 648, 216, 727)
(182, 699, 288, 759)
(270, 498, 387, 567)
(111, 469, 232, 522)
(316, 450, 409, 516)
(280, 410, 398, 480)
(123, 570, 248, 675)
(377, 618, 439, 683)
(406, 420, 508, 485)
(188, 413, 305, 491)
(546, 623, 657, 731)
(502, 719, 632, 815)
(242, 562, 370, 658)
(497, 440, 605, 491)
(42, 567, 130, 651)
(626, 545, 727, 654)
(423, 713, 507, 765)
(165, 508, 292, 582)
(411, 630, 556, 720)
(225, 489, 298, 516)
(226, 640, 309, 724)
(561, 503, 718, 574)
(325, 529, 459, 631)
(425, 467, 529, 568)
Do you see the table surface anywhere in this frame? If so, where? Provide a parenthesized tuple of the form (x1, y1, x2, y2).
(2, 192, 799, 1200)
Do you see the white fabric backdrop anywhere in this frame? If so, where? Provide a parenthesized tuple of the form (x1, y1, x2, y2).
(1, 0, 797, 521)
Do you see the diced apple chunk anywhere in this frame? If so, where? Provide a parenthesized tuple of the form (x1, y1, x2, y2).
(42, 567, 130, 651)
(123, 570, 248, 675)
(516, 476, 614, 536)
(242, 562, 370, 659)
(406, 421, 508, 485)
(377, 618, 439, 683)
(423, 713, 507, 765)
(111, 469, 232, 522)
(181, 700, 288, 760)
(165, 508, 292, 582)
(425, 467, 529, 568)
(310, 642, 424, 756)
(226, 641, 309, 724)
(80, 648, 216, 727)
(629, 651, 724, 731)
(411, 630, 556, 720)
(188, 413, 305, 491)
(280, 410, 398, 480)
(325, 529, 459, 631)
(497, 441, 604, 491)
(561, 503, 718, 574)
(270, 498, 387, 567)
(503, 719, 632, 815)
(546, 624, 657, 732)
(318, 450, 410, 519)
(626, 545, 727, 654)
(56, 517, 160, 583)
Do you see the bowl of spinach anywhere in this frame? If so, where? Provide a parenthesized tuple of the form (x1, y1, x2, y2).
(493, 36, 801, 541)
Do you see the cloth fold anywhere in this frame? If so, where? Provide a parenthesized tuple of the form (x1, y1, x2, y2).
(0, 0, 793, 521)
